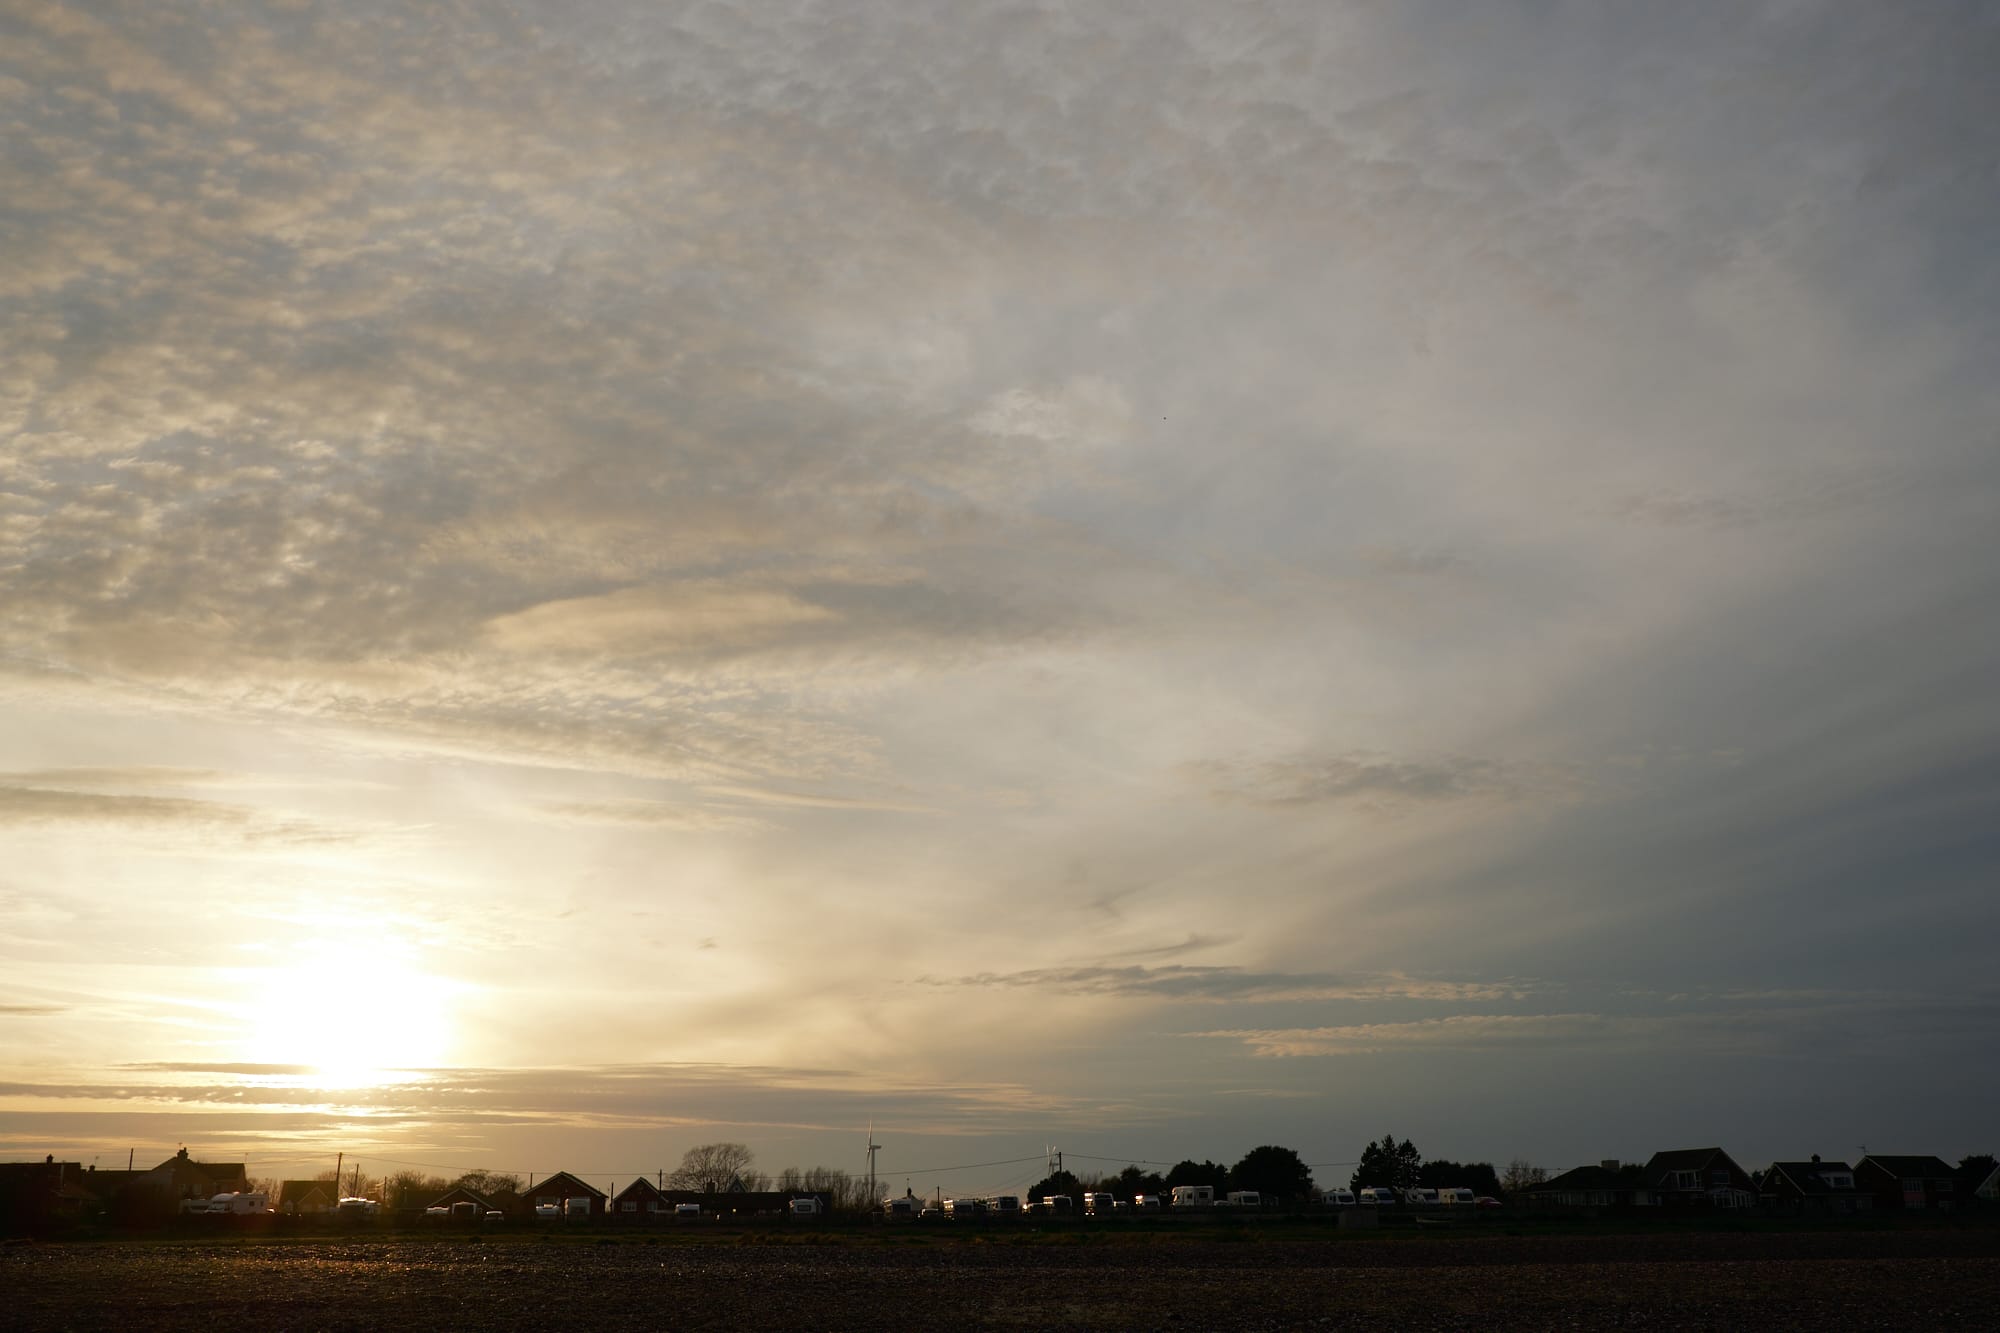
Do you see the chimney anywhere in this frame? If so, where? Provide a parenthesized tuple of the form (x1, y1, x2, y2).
(1811, 1154, 1820, 1164)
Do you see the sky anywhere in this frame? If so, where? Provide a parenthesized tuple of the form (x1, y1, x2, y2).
(1, 0, 1996, 1197)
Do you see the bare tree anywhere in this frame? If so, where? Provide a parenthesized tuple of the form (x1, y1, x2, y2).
(451, 1169, 524, 1197)
(1501, 1159, 1548, 1194)
(667, 1142, 758, 1193)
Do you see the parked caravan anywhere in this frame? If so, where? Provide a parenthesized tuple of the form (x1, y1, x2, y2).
(564, 1197, 592, 1218)
(1403, 1187, 1440, 1206)
(1225, 1190, 1261, 1208)
(1083, 1191, 1117, 1215)
(1438, 1187, 1475, 1205)
(1356, 1187, 1398, 1205)
(1135, 1194, 1163, 1210)
(986, 1195, 1022, 1216)
(450, 1200, 479, 1220)
(1170, 1185, 1215, 1208)
(788, 1197, 822, 1217)
(1320, 1188, 1356, 1206)
(944, 1197, 985, 1218)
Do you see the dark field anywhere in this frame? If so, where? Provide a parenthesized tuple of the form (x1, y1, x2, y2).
(6, 1228, 1999, 1331)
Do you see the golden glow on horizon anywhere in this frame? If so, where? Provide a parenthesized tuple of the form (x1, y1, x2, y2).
(240, 962, 457, 1088)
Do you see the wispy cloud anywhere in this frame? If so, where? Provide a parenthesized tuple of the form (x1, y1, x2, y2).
(919, 965, 1544, 1004)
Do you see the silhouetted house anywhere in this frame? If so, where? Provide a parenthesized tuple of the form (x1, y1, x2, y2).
(278, 1180, 336, 1215)
(0, 1157, 94, 1232)
(74, 1164, 177, 1225)
(423, 1186, 497, 1217)
(154, 1148, 249, 1205)
(1973, 1164, 2000, 1204)
(1642, 1148, 1755, 1209)
(1758, 1157, 1870, 1215)
(614, 1178, 667, 1216)
(526, 1172, 608, 1217)
(1855, 1155, 1959, 1212)
(1519, 1161, 1654, 1209)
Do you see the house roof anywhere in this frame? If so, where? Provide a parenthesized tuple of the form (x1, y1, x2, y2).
(1858, 1154, 1955, 1178)
(615, 1178, 663, 1202)
(1525, 1165, 1629, 1193)
(1764, 1162, 1859, 1195)
(279, 1180, 335, 1206)
(1642, 1148, 1747, 1187)
(425, 1186, 496, 1210)
(528, 1172, 606, 1199)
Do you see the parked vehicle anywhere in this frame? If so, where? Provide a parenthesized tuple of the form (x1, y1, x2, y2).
(673, 1203, 701, 1217)
(884, 1197, 919, 1219)
(1402, 1187, 1440, 1205)
(1083, 1191, 1117, 1215)
(788, 1197, 822, 1216)
(1356, 1187, 1398, 1205)
(1225, 1190, 1261, 1208)
(484, 1210, 506, 1222)
(1135, 1194, 1163, 1210)
(534, 1203, 561, 1219)
(1438, 1187, 1475, 1205)
(1474, 1196, 1504, 1209)
(564, 1197, 592, 1218)
(425, 1205, 450, 1218)
(1040, 1194, 1074, 1214)
(450, 1200, 479, 1220)
(335, 1197, 378, 1217)
(1170, 1185, 1215, 1208)
(1320, 1188, 1357, 1206)
(986, 1195, 1022, 1216)
(944, 1197, 985, 1218)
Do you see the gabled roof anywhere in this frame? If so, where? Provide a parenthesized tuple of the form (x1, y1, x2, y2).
(279, 1180, 335, 1206)
(1857, 1154, 1955, 1178)
(527, 1171, 606, 1199)
(1642, 1148, 1747, 1188)
(425, 1186, 496, 1210)
(1525, 1165, 1628, 1193)
(1764, 1161, 1859, 1195)
(615, 1178, 663, 1202)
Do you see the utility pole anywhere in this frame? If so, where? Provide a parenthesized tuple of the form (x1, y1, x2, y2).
(335, 1152, 343, 1197)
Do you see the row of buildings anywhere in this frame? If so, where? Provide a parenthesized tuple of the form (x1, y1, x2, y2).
(7, 1146, 1998, 1232)
(1520, 1149, 1998, 1216)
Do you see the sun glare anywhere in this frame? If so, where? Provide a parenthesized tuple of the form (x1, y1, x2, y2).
(240, 962, 457, 1087)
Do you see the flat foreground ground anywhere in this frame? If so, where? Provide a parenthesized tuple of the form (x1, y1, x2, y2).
(6, 1228, 1999, 1330)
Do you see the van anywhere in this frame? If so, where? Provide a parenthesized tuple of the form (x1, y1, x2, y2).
(1225, 1191, 1261, 1209)
(987, 1195, 1021, 1215)
(1356, 1187, 1397, 1205)
(450, 1200, 479, 1220)
(1082, 1192, 1117, 1215)
(1135, 1195, 1163, 1210)
(944, 1197, 984, 1218)
(789, 1197, 822, 1217)
(1321, 1188, 1356, 1207)
(1170, 1185, 1215, 1208)
(1402, 1187, 1439, 1206)
(1040, 1194, 1074, 1214)
(564, 1197, 592, 1218)
(1438, 1187, 1475, 1205)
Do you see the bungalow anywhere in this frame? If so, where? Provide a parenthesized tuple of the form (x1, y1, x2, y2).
(0, 1158, 94, 1231)
(1519, 1160, 1654, 1210)
(423, 1185, 498, 1218)
(1642, 1148, 1756, 1209)
(1757, 1157, 1871, 1215)
(278, 1180, 336, 1215)
(1975, 1163, 2000, 1203)
(1855, 1155, 1958, 1212)
(526, 1172, 608, 1217)
(614, 1178, 668, 1217)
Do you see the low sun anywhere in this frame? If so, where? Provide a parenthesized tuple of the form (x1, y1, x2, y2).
(241, 962, 456, 1086)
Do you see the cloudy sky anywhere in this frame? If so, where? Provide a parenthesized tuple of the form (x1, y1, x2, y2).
(2, 0, 1995, 1194)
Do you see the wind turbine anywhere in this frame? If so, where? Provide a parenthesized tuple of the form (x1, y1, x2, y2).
(865, 1121, 882, 1205)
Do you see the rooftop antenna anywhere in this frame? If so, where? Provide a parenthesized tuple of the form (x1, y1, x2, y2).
(865, 1122, 882, 1204)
